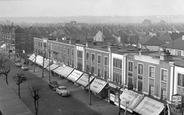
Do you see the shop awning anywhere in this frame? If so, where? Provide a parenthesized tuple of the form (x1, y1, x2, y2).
(28, 53, 36, 62)
(53, 66, 74, 78)
(90, 78, 107, 94)
(168, 104, 182, 115)
(35, 55, 44, 66)
(134, 97, 164, 115)
(75, 73, 95, 87)
(46, 63, 59, 71)
(43, 59, 52, 68)
(67, 69, 83, 82)
(114, 89, 144, 113)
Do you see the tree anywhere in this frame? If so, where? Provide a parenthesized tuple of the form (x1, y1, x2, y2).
(28, 80, 43, 115)
(13, 72, 24, 98)
(0, 54, 11, 85)
(142, 19, 152, 25)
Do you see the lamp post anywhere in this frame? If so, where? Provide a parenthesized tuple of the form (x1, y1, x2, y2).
(48, 44, 51, 83)
(116, 86, 124, 115)
(87, 66, 94, 105)
(33, 51, 37, 73)
(42, 50, 45, 78)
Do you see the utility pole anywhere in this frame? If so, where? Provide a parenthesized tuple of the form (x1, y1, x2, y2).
(117, 86, 124, 115)
(42, 51, 45, 78)
(48, 44, 51, 83)
(33, 52, 37, 73)
(87, 66, 94, 105)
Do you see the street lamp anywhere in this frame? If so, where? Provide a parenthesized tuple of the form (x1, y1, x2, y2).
(86, 66, 94, 105)
(116, 86, 124, 115)
(48, 44, 51, 83)
(42, 50, 45, 78)
(33, 51, 37, 73)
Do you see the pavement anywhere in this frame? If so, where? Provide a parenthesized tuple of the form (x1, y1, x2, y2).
(0, 77, 33, 115)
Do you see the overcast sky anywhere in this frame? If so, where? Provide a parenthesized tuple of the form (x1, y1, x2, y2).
(0, 0, 184, 17)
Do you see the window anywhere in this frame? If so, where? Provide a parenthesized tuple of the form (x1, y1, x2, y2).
(161, 88, 166, 100)
(71, 48, 74, 55)
(177, 51, 181, 56)
(161, 69, 167, 82)
(149, 85, 154, 95)
(178, 73, 182, 86)
(128, 61, 133, 72)
(86, 52, 89, 59)
(138, 81, 143, 92)
(77, 51, 83, 58)
(113, 72, 122, 84)
(104, 57, 108, 65)
(104, 70, 108, 79)
(98, 55, 101, 64)
(92, 54, 95, 61)
(113, 58, 122, 68)
(149, 66, 155, 78)
(138, 64, 143, 75)
(67, 48, 70, 54)
(98, 68, 101, 77)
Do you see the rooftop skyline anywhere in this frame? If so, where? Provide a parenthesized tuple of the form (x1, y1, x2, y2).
(0, 0, 184, 17)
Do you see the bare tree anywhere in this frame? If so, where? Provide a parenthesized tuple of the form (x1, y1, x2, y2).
(0, 54, 11, 85)
(13, 72, 25, 98)
(27, 81, 43, 115)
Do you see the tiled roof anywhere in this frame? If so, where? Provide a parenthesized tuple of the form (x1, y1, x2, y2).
(170, 32, 182, 41)
(14, 26, 25, 33)
(162, 37, 184, 50)
(159, 32, 172, 43)
(144, 36, 165, 46)
(138, 35, 151, 44)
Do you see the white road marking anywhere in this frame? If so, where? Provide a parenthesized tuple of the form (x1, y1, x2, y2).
(45, 98, 47, 100)
(58, 109, 61, 111)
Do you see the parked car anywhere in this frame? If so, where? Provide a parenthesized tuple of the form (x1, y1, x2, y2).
(48, 81, 59, 91)
(15, 62, 22, 67)
(21, 65, 29, 71)
(56, 86, 70, 97)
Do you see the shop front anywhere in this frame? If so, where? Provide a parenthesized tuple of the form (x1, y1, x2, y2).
(46, 63, 59, 71)
(90, 78, 108, 99)
(75, 73, 95, 88)
(43, 58, 52, 69)
(35, 55, 44, 66)
(67, 69, 83, 83)
(108, 81, 123, 104)
(28, 53, 36, 62)
(114, 89, 144, 113)
(134, 96, 165, 115)
(53, 66, 74, 78)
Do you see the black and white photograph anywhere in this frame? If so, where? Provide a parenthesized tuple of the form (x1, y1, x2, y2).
(0, 0, 184, 115)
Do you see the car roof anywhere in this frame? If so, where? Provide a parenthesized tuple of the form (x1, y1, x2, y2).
(58, 86, 66, 88)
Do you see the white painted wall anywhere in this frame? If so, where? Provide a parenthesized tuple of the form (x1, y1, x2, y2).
(111, 53, 127, 85)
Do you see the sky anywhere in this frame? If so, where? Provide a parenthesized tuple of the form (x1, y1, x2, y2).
(0, 0, 184, 17)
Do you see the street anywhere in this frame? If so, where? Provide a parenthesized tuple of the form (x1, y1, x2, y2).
(6, 61, 101, 115)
